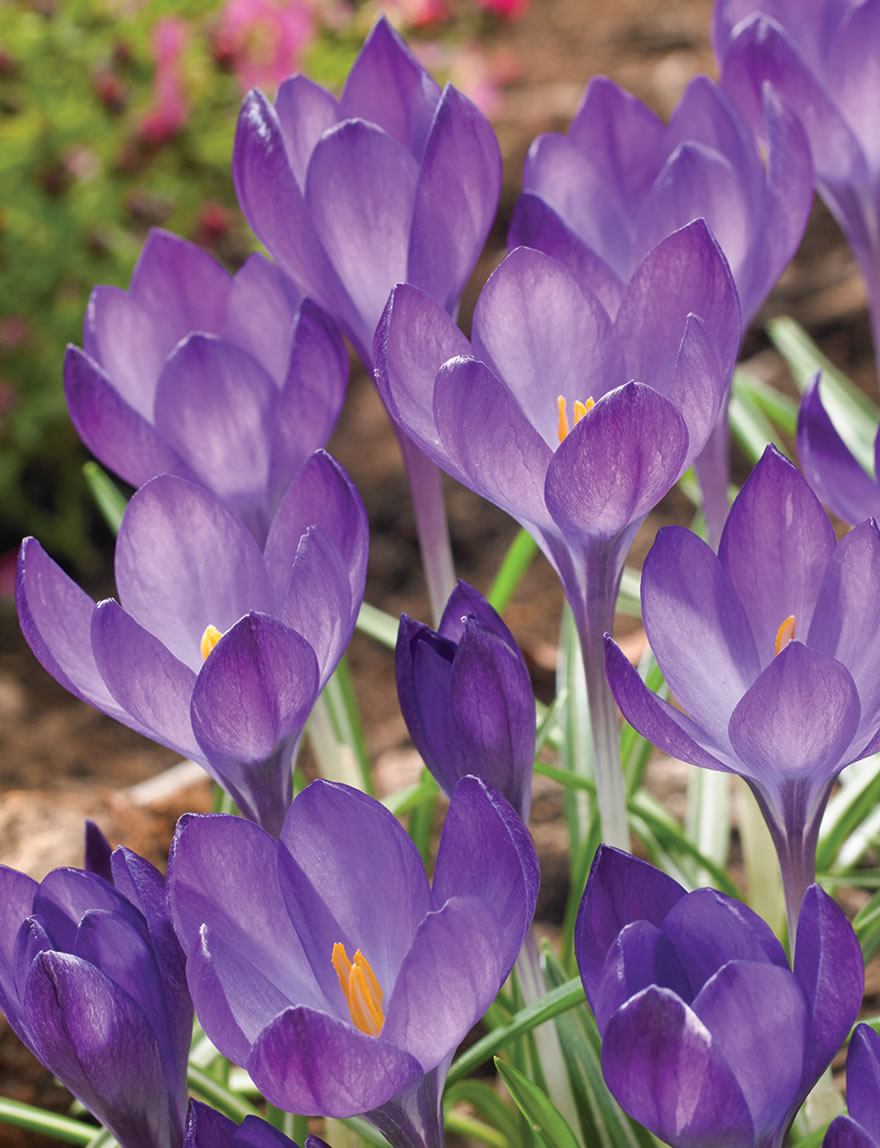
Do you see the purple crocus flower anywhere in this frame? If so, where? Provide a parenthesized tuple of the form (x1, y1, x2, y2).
(797, 372, 880, 526)
(396, 581, 535, 821)
(376, 229, 737, 848)
(233, 15, 500, 368)
(167, 776, 539, 1148)
(65, 229, 347, 545)
(824, 1025, 880, 1147)
(577, 846, 863, 1148)
(511, 71, 811, 544)
(16, 451, 368, 834)
(184, 1099, 331, 1148)
(714, 0, 880, 360)
(0, 828, 192, 1148)
(605, 444, 880, 933)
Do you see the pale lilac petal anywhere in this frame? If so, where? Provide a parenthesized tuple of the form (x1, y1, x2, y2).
(667, 77, 761, 197)
(665, 314, 727, 461)
(712, 0, 828, 68)
(846, 1025, 880, 1141)
(274, 75, 341, 189)
(0, 866, 38, 1023)
(84, 286, 168, 420)
(129, 229, 230, 346)
(282, 527, 352, 687)
(223, 253, 303, 386)
(829, 0, 880, 169)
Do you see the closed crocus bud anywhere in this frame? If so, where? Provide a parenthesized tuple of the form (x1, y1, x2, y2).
(578, 847, 863, 1148)
(0, 839, 192, 1148)
(397, 581, 535, 820)
(824, 1025, 880, 1147)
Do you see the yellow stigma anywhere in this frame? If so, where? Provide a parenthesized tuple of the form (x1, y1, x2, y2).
(332, 942, 384, 1036)
(200, 624, 223, 661)
(774, 615, 797, 656)
(557, 395, 595, 443)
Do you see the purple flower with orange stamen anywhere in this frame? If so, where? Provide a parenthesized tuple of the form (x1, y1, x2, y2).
(16, 451, 368, 834)
(824, 1025, 880, 1147)
(65, 229, 347, 546)
(167, 776, 539, 1148)
(605, 444, 880, 933)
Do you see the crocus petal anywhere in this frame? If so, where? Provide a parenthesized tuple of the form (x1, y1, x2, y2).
(84, 822, 113, 883)
(718, 445, 837, 658)
(223, 253, 302, 388)
(845, 1025, 880, 1141)
(83, 286, 171, 421)
(396, 617, 455, 786)
(728, 642, 860, 788)
(190, 613, 319, 830)
(690, 962, 806, 1138)
(591, 919, 691, 1033)
(797, 374, 879, 526)
(274, 75, 341, 189)
(641, 525, 760, 739)
(382, 896, 504, 1069)
(248, 1005, 423, 1117)
(664, 313, 726, 464)
(280, 781, 432, 993)
(822, 1115, 878, 1148)
(129, 229, 230, 347)
(828, 0, 880, 170)
(184, 1099, 236, 1148)
(544, 382, 689, 541)
(64, 346, 191, 489)
(90, 599, 201, 761)
(575, 846, 686, 1008)
(793, 884, 864, 1092)
(33, 869, 140, 953)
(666, 76, 760, 196)
(601, 986, 755, 1148)
(408, 84, 501, 312)
(115, 475, 273, 672)
(282, 527, 352, 688)
(0, 866, 38, 1023)
(305, 119, 419, 354)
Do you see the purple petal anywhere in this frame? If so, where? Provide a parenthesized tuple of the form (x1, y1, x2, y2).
(601, 986, 755, 1148)
(223, 253, 303, 387)
(665, 313, 727, 463)
(274, 75, 341, 189)
(438, 580, 518, 645)
(0, 866, 38, 1023)
(305, 119, 419, 355)
(667, 76, 761, 193)
(190, 613, 319, 830)
(83, 286, 170, 421)
(432, 776, 539, 978)
(248, 1004, 423, 1117)
(829, 0, 880, 170)
(408, 84, 500, 312)
(90, 599, 201, 761)
(184, 1099, 236, 1148)
(793, 884, 864, 1092)
(712, 0, 827, 67)
(845, 1025, 880, 1141)
(470, 247, 621, 448)
(115, 475, 273, 672)
(282, 527, 353, 688)
(641, 525, 759, 741)
(718, 445, 837, 660)
(280, 781, 432, 994)
(84, 822, 113, 882)
(822, 1115, 878, 1148)
(544, 382, 689, 540)
(591, 919, 691, 1033)
(129, 229, 230, 346)
(575, 845, 686, 1008)
(396, 616, 455, 788)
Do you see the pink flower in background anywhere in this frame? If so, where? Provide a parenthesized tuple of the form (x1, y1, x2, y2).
(139, 17, 189, 142)
(382, 0, 449, 28)
(215, 0, 315, 94)
(475, 0, 528, 19)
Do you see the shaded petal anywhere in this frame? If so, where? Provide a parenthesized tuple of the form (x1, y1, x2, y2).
(691, 962, 806, 1138)
(223, 253, 303, 387)
(64, 346, 192, 489)
(470, 246, 621, 448)
(641, 526, 760, 740)
(382, 896, 503, 1069)
(601, 987, 754, 1148)
(665, 313, 727, 464)
(0, 865, 38, 1026)
(84, 822, 113, 882)
(395, 617, 454, 787)
(83, 286, 169, 421)
(822, 1115, 878, 1148)
(432, 776, 539, 978)
(129, 229, 230, 346)
(33, 869, 140, 953)
(718, 445, 836, 658)
(544, 382, 689, 541)
(280, 781, 431, 993)
(274, 75, 341, 189)
(828, 0, 880, 170)
(90, 599, 201, 761)
(408, 84, 501, 312)
(846, 1025, 880, 1141)
(794, 883, 864, 1092)
(115, 475, 273, 672)
(667, 76, 761, 197)
(575, 845, 686, 1009)
(184, 1099, 236, 1148)
(591, 919, 691, 1034)
(728, 642, 860, 788)
(282, 528, 352, 689)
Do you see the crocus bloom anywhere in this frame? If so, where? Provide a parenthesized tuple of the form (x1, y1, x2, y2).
(0, 830, 192, 1148)
(577, 846, 863, 1148)
(184, 1099, 331, 1148)
(396, 581, 535, 820)
(17, 452, 368, 834)
(168, 776, 539, 1148)
(714, 0, 880, 359)
(511, 71, 811, 542)
(605, 444, 880, 933)
(797, 372, 880, 526)
(824, 1025, 880, 1147)
(65, 229, 347, 546)
(376, 227, 737, 848)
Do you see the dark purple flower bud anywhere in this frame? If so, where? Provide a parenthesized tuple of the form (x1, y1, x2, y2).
(0, 841, 192, 1148)
(396, 581, 535, 820)
(168, 776, 538, 1148)
(17, 451, 368, 834)
(824, 1025, 880, 1147)
(577, 846, 863, 1148)
(605, 444, 880, 932)
(233, 16, 501, 366)
(65, 230, 347, 546)
(183, 1098, 332, 1148)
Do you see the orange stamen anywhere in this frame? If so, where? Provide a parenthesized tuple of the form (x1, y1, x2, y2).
(774, 615, 797, 656)
(200, 624, 223, 661)
(557, 395, 595, 443)
(332, 942, 384, 1036)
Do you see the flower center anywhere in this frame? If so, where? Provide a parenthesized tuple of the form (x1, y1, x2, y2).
(200, 624, 223, 661)
(332, 942, 385, 1036)
(774, 614, 797, 656)
(557, 395, 594, 443)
